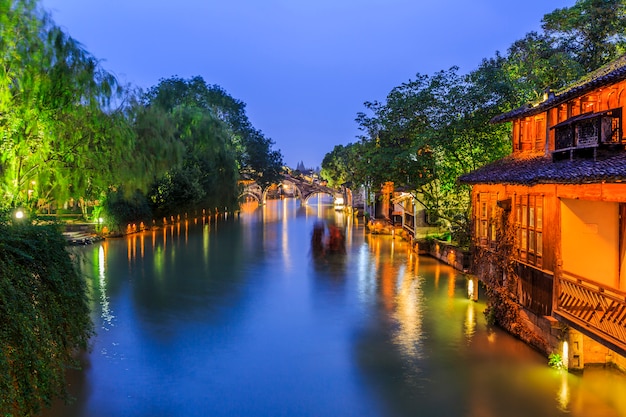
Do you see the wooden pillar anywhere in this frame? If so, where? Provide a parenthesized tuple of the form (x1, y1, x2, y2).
(619, 203, 626, 291)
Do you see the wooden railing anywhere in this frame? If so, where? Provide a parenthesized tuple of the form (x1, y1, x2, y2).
(517, 263, 553, 316)
(403, 213, 415, 235)
(555, 272, 626, 352)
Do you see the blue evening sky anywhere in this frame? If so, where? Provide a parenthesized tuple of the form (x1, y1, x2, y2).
(41, 0, 574, 169)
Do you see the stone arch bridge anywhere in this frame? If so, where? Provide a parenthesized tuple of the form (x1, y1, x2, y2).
(240, 174, 346, 206)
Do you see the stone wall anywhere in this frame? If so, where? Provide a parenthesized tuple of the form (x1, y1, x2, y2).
(425, 239, 471, 272)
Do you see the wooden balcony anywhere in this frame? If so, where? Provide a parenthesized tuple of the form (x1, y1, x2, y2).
(552, 109, 622, 161)
(554, 271, 626, 355)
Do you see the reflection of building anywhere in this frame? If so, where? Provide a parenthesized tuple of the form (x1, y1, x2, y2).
(368, 181, 430, 238)
(462, 54, 626, 370)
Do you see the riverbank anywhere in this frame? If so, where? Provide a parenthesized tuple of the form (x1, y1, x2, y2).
(368, 220, 626, 374)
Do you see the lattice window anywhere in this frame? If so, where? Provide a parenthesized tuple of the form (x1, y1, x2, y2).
(515, 195, 543, 267)
(576, 120, 598, 147)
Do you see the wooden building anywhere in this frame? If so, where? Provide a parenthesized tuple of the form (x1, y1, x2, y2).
(461, 54, 626, 369)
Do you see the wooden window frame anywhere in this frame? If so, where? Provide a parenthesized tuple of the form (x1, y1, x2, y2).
(515, 194, 543, 267)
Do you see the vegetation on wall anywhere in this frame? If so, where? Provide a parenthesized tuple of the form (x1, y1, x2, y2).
(472, 206, 549, 353)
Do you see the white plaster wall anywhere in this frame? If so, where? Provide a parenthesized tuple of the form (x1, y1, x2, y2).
(560, 199, 619, 287)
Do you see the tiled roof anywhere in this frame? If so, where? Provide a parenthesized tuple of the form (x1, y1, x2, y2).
(459, 151, 626, 185)
(491, 54, 626, 124)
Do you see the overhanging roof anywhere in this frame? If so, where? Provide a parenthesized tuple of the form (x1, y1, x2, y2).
(550, 109, 616, 130)
(459, 151, 626, 186)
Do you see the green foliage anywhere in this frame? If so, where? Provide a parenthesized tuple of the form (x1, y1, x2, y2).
(503, 0, 626, 102)
(124, 95, 184, 191)
(504, 32, 583, 103)
(322, 0, 626, 246)
(100, 188, 152, 233)
(350, 64, 511, 241)
(474, 207, 549, 352)
(542, 0, 626, 73)
(0, 1, 137, 209)
(548, 352, 565, 369)
(1, 7, 281, 219)
(144, 76, 284, 190)
(320, 143, 364, 188)
(141, 76, 281, 218)
(0, 214, 93, 416)
(425, 231, 451, 242)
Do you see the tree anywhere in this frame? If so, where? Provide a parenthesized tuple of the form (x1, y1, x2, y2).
(542, 0, 626, 73)
(144, 79, 241, 217)
(0, 1, 138, 212)
(144, 76, 283, 189)
(348, 63, 513, 243)
(321, 145, 350, 187)
(123, 93, 184, 192)
(504, 32, 583, 103)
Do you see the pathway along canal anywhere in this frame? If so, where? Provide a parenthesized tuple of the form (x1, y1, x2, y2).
(43, 198, 626, 417)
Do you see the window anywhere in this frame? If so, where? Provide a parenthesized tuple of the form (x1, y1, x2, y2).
(515, 195, 543, 267)
(475, 192, 502, 247)
(534, 117, 545, 151)
(479, 194, 488, 240)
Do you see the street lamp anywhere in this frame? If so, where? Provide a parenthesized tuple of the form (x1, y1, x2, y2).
(14, 208, 25, 220)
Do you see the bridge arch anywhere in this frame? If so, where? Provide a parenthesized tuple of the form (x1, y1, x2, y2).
(279, 178, 304, 201)
(239, 174, 347, 207)
(302, 191, 336, 205)
(238, 181, 263, 203)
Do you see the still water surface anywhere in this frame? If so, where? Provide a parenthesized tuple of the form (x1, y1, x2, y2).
(44, 198, 626, 417)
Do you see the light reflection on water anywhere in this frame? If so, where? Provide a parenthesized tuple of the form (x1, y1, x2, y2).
(42, 198, 626, 417)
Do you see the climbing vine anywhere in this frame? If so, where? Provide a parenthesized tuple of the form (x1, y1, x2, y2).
(472, 205, 549, 352)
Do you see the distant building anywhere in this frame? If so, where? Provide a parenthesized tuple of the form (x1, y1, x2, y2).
(461, 54, 626, 370)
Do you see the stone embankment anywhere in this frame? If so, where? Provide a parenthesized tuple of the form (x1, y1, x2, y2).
(62, 223, 103, 246)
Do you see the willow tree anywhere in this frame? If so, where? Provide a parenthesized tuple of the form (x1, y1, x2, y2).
(144, 78, 241, 217)
(0, 0, 137, 212)
(144, 76, 284, 189)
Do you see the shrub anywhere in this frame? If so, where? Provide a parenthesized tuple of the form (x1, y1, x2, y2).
(0, 217, 93, 416)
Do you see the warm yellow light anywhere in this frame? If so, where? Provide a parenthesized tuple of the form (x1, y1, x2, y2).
(562, 341, 569, 369)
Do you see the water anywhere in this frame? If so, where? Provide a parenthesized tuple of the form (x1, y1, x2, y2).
(43, 198, 626, 417)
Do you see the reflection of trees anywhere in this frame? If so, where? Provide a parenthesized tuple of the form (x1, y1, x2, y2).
(92, 220, 249, 340)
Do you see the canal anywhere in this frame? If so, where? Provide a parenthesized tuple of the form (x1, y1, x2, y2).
(43, 198, 626, 417)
